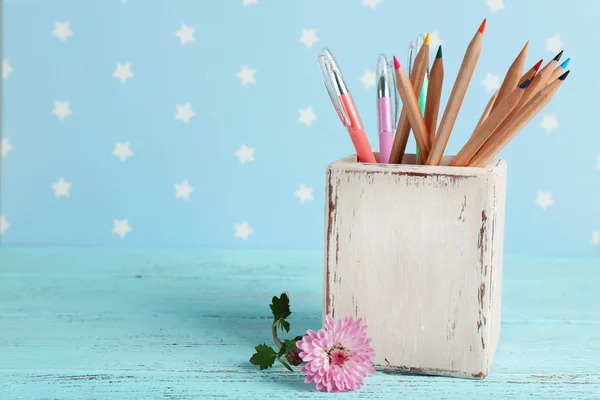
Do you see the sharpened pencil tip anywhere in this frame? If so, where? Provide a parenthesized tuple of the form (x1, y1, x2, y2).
(393, 55, 400, 70)
(553, 50, 564, 62)
(424, 33, 431, 46)
(560, 57, 570, 69)
(436, 45, 443, 59)
(533, 59, 543, 72)
(478, 18, 487, 34)
(519, 79, 531, 89)
(558, 70, 570, 80)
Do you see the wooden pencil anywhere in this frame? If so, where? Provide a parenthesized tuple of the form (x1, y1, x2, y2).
(392, 56, 431, 160)
(424, 45, 444, 142)
(468, 71, 569, 167)
(475, 59, 541, 131)
(389, 33, 430, 164)
(449, 79, 529, 166)
(550, 57, 570, 82)
(474, 92, 498, 131)
(517, 51, 562, 108)
(426, 19, 486, 165)
(476, 59, 544, 137)
(490, 41, 530, 112)
(520, 59, 543, 86)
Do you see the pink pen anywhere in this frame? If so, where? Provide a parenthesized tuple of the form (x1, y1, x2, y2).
(318, 49, 376, 163)
(376, 54, 398, 163)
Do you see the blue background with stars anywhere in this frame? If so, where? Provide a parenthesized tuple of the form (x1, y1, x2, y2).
(1, 0, 598, 257)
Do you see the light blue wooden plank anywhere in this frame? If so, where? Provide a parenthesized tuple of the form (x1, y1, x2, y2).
(1, 248, 599, 399)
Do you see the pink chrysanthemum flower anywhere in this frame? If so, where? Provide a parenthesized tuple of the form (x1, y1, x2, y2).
(296, 315, 376, 392)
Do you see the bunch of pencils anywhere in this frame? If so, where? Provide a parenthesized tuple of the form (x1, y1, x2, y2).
(318, 19, 570, 167)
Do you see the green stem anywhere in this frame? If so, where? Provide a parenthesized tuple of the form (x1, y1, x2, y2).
(272, 321, 283, 349)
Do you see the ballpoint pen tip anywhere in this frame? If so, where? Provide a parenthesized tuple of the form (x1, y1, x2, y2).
(393, 56, 401, 70)
(424, 33, 431, 46)
(558, 70, 570, 81)
(533, 59, 543, 72)
(478, 18, 487, 34)
(560, 58, 571, 69)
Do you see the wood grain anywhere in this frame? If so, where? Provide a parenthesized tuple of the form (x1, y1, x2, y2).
(1, 247, 599, 398)
(325, 156, 507, 378)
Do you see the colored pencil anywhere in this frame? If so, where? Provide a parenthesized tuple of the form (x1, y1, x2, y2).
(517, 50, 562, 108)
(424, 45, 444, 142)
(550, 57, 570, 82)
(491, 41, 530, 112)
(389, 33, 430, 164)
(468, 71, 569, 167)
(474, 92, 498, 131)
(416, 75, 428, 162)
(426, 19, 486, 165)
(449, 79, 530, 166)
(475, 59, 542, 130)
(392, 56, 431, 160)
(520, 59, 543, 85)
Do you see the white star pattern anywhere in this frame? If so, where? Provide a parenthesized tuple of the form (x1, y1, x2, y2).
(545, 34, 565, 54)
(298, 107, 318, 127)
(481, 73, 501, 92)
(121, 0, 127, 3)
(112, 142, 133, 162)
(1, 138, 12, 158)
(175, 103, 196, 124)
(593, 231, 600, 246)
(235, 144, 255, 164)
(176, 24, 195, 45)
(174, 180, 195, 201)
(540, 114, 559, 134)
(294, 184, 314, 204)
(485, 0, 505, 12)
(236, 65, 257, 87)
(112, 218, 132, 239)
(52, 101, 72, 121)
(2, 59, 13, 80)
(428, 31, 443, 54)
(535, 191, 554, 210)
(52, 21, 72, 42)
(113, 63, 134, 83)
(359, 69, 376, 89)
(363, 0, 383, 9)
(299, 28, 320, 49)
(52, 177, 72, 198)
(0, 215, 9, 236)
(243, 0, 258, 6)
(234, 221, 254, 240)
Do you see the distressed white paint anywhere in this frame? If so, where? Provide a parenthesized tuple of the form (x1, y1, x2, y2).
(324, 154, 507, 379)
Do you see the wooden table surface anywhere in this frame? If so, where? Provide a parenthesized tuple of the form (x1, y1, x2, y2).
(1, 247, 599, 399)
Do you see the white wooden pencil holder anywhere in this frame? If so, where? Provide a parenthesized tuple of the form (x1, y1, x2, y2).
(323, 153, 507, 379)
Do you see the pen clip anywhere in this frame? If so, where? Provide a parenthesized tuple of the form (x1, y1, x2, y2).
(389, 59, 400, 128)
(317, 49, 350, 127)
(407, 41, 415, 78)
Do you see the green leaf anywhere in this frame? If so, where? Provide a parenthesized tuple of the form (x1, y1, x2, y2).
(249, 344, 277, 370)
(283, 339, 298, 353)
(270, 293, 291, 322)
(278, 358, 294, 372)
(277, 341, 288, 358)
(292, 335, 304, 343)
(276, 319, 290, 333)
